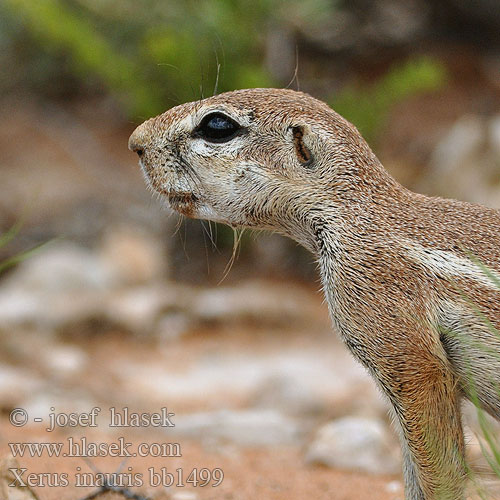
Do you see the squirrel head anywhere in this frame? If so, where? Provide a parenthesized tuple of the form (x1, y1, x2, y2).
(129, 88, 386, 236)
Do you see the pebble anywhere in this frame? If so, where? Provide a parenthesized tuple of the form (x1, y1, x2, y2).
(170, 409, 301, 447)
(305, 416, 400, 475)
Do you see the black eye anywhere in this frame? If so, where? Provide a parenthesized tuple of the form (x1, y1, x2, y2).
(194, 113, 242, 143)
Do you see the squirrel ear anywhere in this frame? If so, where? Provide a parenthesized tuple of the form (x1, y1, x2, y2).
(291, 126, 314, 167)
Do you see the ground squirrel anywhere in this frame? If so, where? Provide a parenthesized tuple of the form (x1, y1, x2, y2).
(129, 88, 500, 500)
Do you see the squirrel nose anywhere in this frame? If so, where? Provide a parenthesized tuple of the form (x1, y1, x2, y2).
(128, 125, 147, 157)
(131, 145, 144, 157)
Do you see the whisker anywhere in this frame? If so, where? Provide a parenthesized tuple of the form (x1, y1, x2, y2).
(200, 221, 211, 275)
(201, 220, 218, 250)
(212, 42, 221, 96)
(173, 213, 184, 236)
(181, 218, 189, 260)
(198, 51, 206, 101)
(156, 63, 185, 105)
(209, 220, 220, 250)
(218, 227, 245, 284)
(285, 45, 300, 91)
(213, 60, 221, 97)
(177, 156, 205, 194)
(214, 32, 226, 91)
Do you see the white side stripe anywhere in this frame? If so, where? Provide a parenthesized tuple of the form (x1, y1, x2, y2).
(406, 243, 500, 290)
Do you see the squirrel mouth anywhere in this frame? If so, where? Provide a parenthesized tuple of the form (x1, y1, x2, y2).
(167, 192, 198, 217)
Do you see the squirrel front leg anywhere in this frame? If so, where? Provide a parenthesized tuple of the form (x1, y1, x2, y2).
(376, 340, 466, 500)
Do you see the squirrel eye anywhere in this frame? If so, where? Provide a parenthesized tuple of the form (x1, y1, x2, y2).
(195, 113, 241, 143)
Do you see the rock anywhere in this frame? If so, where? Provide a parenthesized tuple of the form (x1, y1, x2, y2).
(0, 253, 326, 336)
(305, 417, 400, 475)
(0, 242, 118, 329)
(170, 409, 301, 446)
(40, 344, 87, 376)
(421, 114, 500, 208)
(171, 493, 199, 500)
(117, 356, 265, 407)
(21, 393, 98, 422)
(191, 280, 321, 326)
(430, 115, 484, 178)
(156, 312, 192, 341)
(0, 286, 108, 332)
(0, 288, 44, 328)
(252, 350, 386, 419)
(0, 239, 175, 333)
(304, 0, 430, 53)
(385, 479, 403, 494)
(0, 277, 188, 336)
(253, 374, 327, 417)
(489, 115, 500, 157)
(121, 347, 384, 424)
(0, 365, 41, 408)
(98, 226, 168, 285)
(2, 241, 116, 293)
(105, 285, 182, 335)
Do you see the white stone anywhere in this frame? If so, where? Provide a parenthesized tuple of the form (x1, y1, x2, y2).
(156, 312, 192, 341)
(170, 409, 301, 446)
(0, 289, 43, 327)
(105, 285, 179, 334)
(2, 241, 116, 292)
(120, 348, 378, 417)
(41, 344, 87, 376)
(253, 373, 327, 416)
(191, 280, 320, 324)
(385, 479, 403, 493)
(0, 365, 41, 405)
(489, 115, 500, 157)
(430, 115, 484, 174)
(21, 394, 98, 421)
(171, 493, 199, 500)
(305, 417, 400, 474)
(422, 114, 500, 208)
(98, 226, 167, 285)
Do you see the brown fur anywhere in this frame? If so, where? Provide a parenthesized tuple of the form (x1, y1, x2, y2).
(129, 88, 500, 499)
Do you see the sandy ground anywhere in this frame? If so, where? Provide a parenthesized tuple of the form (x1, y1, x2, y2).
(0, 320, 404, 500)
(1, 423, 400, 500)
(1, 299, 499, 499)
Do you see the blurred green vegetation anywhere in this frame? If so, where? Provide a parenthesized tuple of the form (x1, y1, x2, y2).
(332, 57, 447, 144)
(1, 0, 446, 136)
(1, 0, 331, 118)
(0, 217, 53, 275)
(3, 0, 273, 118)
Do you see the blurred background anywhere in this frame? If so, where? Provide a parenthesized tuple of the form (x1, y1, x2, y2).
(0, 1, 499, 499)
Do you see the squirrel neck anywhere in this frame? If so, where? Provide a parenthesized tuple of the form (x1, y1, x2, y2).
(276, 158, 408, 257)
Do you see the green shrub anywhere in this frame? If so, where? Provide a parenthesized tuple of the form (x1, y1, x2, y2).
(331, 56, 447, 145)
